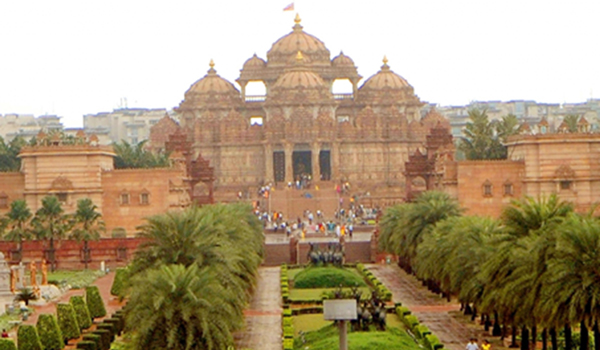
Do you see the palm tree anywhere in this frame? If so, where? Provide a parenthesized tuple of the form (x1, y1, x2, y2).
(3, 199, 33, 262)
(32, 195, 70, 271)
(126, 264, 242, 350)
(113, 140, 170, 169)
(69, 198, 104, 269)
(501, 194, 573, 239)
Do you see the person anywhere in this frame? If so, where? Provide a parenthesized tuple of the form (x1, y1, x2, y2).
(2, 329, 8, 338)
(482, 340, 491, 350)
(466, 338, 479, 350)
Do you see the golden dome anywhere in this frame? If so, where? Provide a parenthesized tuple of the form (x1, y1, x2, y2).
(332, 51, 355, 66)
(187, 60, 239, 94)
(360, 57, 410, 90)
(243, 54, 266, 69)
(267, 14, 330, 65)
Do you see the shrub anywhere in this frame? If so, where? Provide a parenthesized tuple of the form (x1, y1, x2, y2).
(104, 318, 122, 336)
(82, 335, 101, 350)
(0, 338, 17, 350)
(85, 286, 107, 319)
(403, 314, 419, 332)
(396, 306, 411, 317)
(91, 330, 110, 350)
(425, 334, 444, 350)
(415, 324, 431, 339)
(283, 338, 294, 350)
(282, 316, 292, 327)
(283, 325, 294, 338)
(69, 296, 92, 330)
(283, 308, 292, 317)
(17, 325, 43, 350)
(110, 268, 128, 297)
(75, 342, 96, 350)
(36, 314, 63, 350)
(293, 267, 366, 289)
(57, 303, 80, 342)
(96, 324, 114, 341)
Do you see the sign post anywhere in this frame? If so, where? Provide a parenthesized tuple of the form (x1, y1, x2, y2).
(323, 299, 357, 350)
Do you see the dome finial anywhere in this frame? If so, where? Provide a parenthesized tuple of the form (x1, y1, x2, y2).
(209, 59, 215, 68)
(381, 55, 390, 70)
(293, 13, 303, 31)
(207, 59, 216, 74)
(295, 13, 301, 24)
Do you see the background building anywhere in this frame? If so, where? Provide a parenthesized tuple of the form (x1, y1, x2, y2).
(0, 114, 63, 141)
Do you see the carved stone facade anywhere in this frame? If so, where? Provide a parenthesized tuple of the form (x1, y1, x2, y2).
(0, 132, 190, 236)
(151, 15, 441, 203)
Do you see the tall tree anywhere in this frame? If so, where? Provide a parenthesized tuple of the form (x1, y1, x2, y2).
(0, 136, 27, 172)
(2, 199, 33, 262)
(113, 140, 170, 169)
(459, 110, 518, 160)
(69, 198, 104, 269)
(32, 196, 70, 271)
(563, 115, 579, 133)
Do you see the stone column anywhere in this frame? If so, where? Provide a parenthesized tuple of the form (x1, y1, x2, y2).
(285, 143, 294, 184)
(311, 143, 320, 180)
(331, 142, 340, 182)
(264, 143, 273, 183)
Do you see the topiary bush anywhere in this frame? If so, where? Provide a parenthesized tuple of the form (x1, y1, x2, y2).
(75, 342, 96, 350)
(82, 335, 101, 350)
(85, 286, 107, 319)
(36, 314, 63, 350)
(17, 325, 43, 350)
(293, 267, 366, 289)
(57, 303, 81, 342)
(91, 330, 110, 350)
(0, 338, 17, 350)
(96, 324, 114, 342)
(110, 268, 128, 297)
(69, 296, 92, 330)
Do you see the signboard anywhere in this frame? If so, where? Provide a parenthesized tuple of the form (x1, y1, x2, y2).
(323, 299, 357, 320)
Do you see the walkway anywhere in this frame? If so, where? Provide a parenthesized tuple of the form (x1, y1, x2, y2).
(368, 264, 500, 350)
(235, 266, 281, 350)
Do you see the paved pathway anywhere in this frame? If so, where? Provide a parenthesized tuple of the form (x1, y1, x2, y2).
(235, 267, 281, 350)
(368, 264, 495, 350)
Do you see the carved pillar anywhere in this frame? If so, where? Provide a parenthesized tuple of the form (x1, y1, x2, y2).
(331, 142, 340, 181)
(352, 79, 358, 99)
(240, 82, 247, 101)
(311, 142, 320, 180)
(285, 143, 294, 183)
(264, 143, 273, 183)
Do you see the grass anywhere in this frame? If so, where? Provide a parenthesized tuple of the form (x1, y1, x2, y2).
(0, 311, 26, 332)
(46, 269, 106, 289)
(293, 314, 333, 336)
(294, 267, 367, 289)
(289, 287, 372, 302)
(294, 324, 422, 350)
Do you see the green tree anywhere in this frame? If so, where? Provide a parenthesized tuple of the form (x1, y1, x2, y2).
(69, 198, 104, 269)
(563, 114, 579, 133)
(494, 114, 520, 143)
(113, 140, 170, 169)
(0, 136, 26, 172)
(32, 196, 71, 272)
(126, 264, 241, 350)
(2, 199, 33, 262)
(459, 110, 518, 160)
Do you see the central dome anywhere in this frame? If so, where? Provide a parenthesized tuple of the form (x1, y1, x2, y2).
(267, 14, 331, 66)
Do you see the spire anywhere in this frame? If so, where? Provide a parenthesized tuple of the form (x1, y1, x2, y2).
(381, 55, 390, 70)
(293, 13, 303, 31)
(207, 59, 216, 74)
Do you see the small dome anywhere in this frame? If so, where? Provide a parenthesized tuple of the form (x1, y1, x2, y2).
(272, 51, 326, 89)
(267, 14, 330, 65)
(332, 51, 355, 66)
(187, 60, 239, 94)
(360, 56, 410, 90)
(243, 54, 266, 69)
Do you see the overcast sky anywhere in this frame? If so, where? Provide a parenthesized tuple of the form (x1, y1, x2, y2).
(1, 0, 599, 128)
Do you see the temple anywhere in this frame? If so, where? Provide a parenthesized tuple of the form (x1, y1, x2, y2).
(150, 14, 448, 212)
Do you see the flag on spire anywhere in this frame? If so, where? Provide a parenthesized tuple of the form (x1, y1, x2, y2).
(283, 3, 294, 11)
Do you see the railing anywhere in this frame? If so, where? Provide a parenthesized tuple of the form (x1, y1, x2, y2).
(245, 95, 266, 102)
(333, 93, 354, 100)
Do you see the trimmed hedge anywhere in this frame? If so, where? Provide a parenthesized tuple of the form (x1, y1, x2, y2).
(17, 325, 43, 350)
(57, 303, 81, 342)
(91, 330, 110, 350)
(70, 296, 92, 330)
(0, 339, 17, 350)
(104, 318, 122, 336)
(415, 324, 431, 339)
(85, 286, 107, 319)
(425, 334, 444, 350)
(82, 335, 101, 350)
(293, 267, 366, 289)
(110, 268, 128, 297)
(96, 324, 114, 342)
(75, 342, 96, 350)
(36, 314, 63, 350)
(283, 338, 294, 350)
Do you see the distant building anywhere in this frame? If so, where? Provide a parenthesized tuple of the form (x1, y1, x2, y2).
(432, 99, 600, 138)
(83, 108, 174, 145)
(0, 114, 63, 141)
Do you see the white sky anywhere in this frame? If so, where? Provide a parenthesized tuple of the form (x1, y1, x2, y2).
(1, 0, 599, 128)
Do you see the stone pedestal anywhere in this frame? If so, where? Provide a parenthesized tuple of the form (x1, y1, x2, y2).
(0, 253, 12, 297)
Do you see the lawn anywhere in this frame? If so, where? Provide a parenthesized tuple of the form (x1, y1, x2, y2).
(289, 286, 372, 302)
(46, 269, 106, 289)
(293, 311, 405, 336)
(287, 267, 364, 282)
(294, 324, 422, 350)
